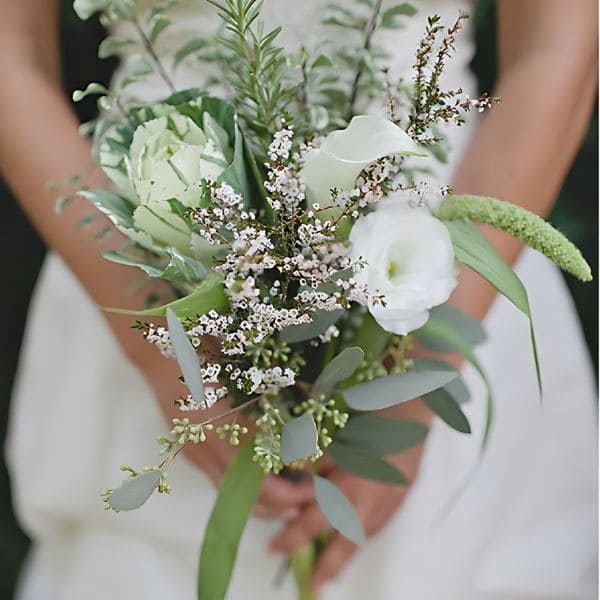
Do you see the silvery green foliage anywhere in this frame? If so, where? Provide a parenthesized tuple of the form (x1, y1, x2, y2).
(313, 475, 366, 545)
(280, 413, 318, 464)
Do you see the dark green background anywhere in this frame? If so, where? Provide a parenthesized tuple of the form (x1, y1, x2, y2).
(0, 2, 596, 598)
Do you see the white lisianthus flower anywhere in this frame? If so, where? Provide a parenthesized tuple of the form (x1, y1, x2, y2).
(114, 112, 230, 254)
(349, 198, 457, 335)
(300, 115, 425, 207)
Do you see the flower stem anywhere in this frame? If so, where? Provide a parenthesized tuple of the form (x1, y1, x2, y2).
(291, 542, 318, 600)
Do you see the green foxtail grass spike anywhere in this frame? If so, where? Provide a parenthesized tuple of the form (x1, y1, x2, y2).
(437, 194, 592, 282)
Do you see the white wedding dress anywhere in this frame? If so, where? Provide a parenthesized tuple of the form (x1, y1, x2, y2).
(7, 1, 597, 599)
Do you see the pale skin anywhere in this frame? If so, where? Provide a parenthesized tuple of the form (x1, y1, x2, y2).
(0, 0, 596, 593)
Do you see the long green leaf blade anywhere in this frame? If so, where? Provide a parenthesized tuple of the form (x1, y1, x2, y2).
(104, 274, 228, 318)
(198, 442, 265, 600)
(445, 220, 541, 394)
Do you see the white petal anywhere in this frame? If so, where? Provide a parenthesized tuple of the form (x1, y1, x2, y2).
(133, 201, 192, 254)
(301, 115, 425, 207)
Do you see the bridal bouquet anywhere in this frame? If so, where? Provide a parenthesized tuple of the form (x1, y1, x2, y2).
(70, 0, 591, 598)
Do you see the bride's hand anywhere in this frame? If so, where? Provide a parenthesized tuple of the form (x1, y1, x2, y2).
(268, 399, 430, 590)
(145, 346, 314, 519)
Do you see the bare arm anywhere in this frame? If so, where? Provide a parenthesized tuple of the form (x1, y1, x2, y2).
(451, 0, 598, 319)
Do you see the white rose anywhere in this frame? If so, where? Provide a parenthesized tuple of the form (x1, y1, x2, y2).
(300, 115, 425, 208)
(121, 112, 229, 254)
(349, 199, 457, 335)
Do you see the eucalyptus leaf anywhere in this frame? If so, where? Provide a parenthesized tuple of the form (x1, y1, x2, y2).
(335, 415, 428, 455)
(416, 315, 494, 450)
(444, 375, 471, 404)
(423, 388, 471, 434)
(108, 470, 161, 512)
(313, 475, 366, 545)
(314, 347, 364, 397)
(280, 414, 318, 464)
(343, 363, 458, 411)
(198, 443, 265, 600)
(280, 309, 344, 344)
(328, 443, 407, 485)
(104, 274, 228, 318)
(166, 308, 205, 404)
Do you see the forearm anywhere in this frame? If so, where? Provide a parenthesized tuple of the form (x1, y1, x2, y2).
(450, 13, 597, 321)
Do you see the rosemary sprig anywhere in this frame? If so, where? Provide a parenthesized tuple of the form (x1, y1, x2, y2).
(207, 0, 294, 150)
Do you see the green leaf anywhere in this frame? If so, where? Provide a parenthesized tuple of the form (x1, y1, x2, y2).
(78, 189, 135, 229)
(217, 122, 252, 200)
(161, 248, 208, 282)
(328, 443, 407, 485)
(421, 305, 487, 350)
(173, 38, 209, 69)
(335, 415, 428, 455)
(350, 312, 389, 361)
(311, 54, 334, 69)
(280, 309, 344, 344)
(108, 470, 161, 511)
(72, 82, 110, 102)
(198, 442, 265, 600)
(148, 15, 170, 43)
(444, 220, 541, 395)
(102, 251, 164, 278)
(280, 414, 318, 464)
(73, 0, 109, 20)
(423, 388, 471, 434)
(380, 3, 417, 28)
(444, 375, 471, 404)
(343, 363, 458, 411)
(314, 347, 364, 397)
(166, 308, 205, 404)
(416, 318, 494, 451)
(98, 36, 134, 59)
(104, 274, 228, 318)
(313, 475, 366, 545)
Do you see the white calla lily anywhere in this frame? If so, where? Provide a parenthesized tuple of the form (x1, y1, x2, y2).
(300, 115, 425, 207)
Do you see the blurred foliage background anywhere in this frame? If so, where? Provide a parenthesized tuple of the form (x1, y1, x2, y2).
(0, 1, 596, 597)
